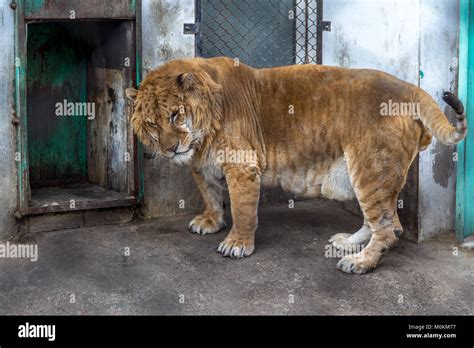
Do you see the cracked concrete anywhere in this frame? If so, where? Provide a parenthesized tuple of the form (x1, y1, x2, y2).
(0, 200, 472, 315)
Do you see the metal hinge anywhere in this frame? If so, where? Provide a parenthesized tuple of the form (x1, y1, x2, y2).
(319, 21, 331, 32)
(183, 23, 199, 35)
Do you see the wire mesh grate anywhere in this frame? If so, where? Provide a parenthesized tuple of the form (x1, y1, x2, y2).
(196, 0, 323, 68)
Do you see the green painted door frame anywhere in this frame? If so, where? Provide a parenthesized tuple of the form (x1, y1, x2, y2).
(456, 0, 474, 240)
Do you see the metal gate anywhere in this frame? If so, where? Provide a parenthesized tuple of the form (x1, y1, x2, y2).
(195, 0, 327, 67)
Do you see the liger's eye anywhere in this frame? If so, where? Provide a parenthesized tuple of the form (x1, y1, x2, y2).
(170, 111, 179, 124)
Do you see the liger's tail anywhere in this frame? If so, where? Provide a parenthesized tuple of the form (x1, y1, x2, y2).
(418, 91, 467, 146)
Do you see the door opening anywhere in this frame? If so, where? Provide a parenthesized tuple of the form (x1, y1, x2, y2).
(14, 1, 143, 216)
(26, 21, 138, 214)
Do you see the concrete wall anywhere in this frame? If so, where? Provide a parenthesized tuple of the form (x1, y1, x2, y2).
(323, 0, 459, 240)
(418, 0, 459, 240)
(0, 0, 18, 240)
(141, 0, 203, 218)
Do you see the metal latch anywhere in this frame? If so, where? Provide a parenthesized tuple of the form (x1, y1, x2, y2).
(319, 21, 331, 31)
(183, 23, 199, 35)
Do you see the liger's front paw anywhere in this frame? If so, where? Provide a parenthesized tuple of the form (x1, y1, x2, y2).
(189, 214, 226, 235)
(336, 253, 377, 275)
(217, 237, 255, 258)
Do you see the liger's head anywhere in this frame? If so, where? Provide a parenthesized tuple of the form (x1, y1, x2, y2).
(126, 60, 222, 164)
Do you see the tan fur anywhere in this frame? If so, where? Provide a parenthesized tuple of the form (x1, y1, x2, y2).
(126, 57, 466, 274)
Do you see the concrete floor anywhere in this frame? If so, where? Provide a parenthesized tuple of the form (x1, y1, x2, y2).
(0, 200, 473, 315)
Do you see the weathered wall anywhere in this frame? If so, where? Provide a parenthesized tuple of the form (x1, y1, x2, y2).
(418, 0, 459, 240)
(141, 0, 203, 218)
(323, 0, 459, 240)
(0, 0, 18, 240)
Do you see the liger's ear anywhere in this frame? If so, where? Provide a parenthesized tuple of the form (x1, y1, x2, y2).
(125, 87, 139, 101)
(176, 73, 196, 91)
